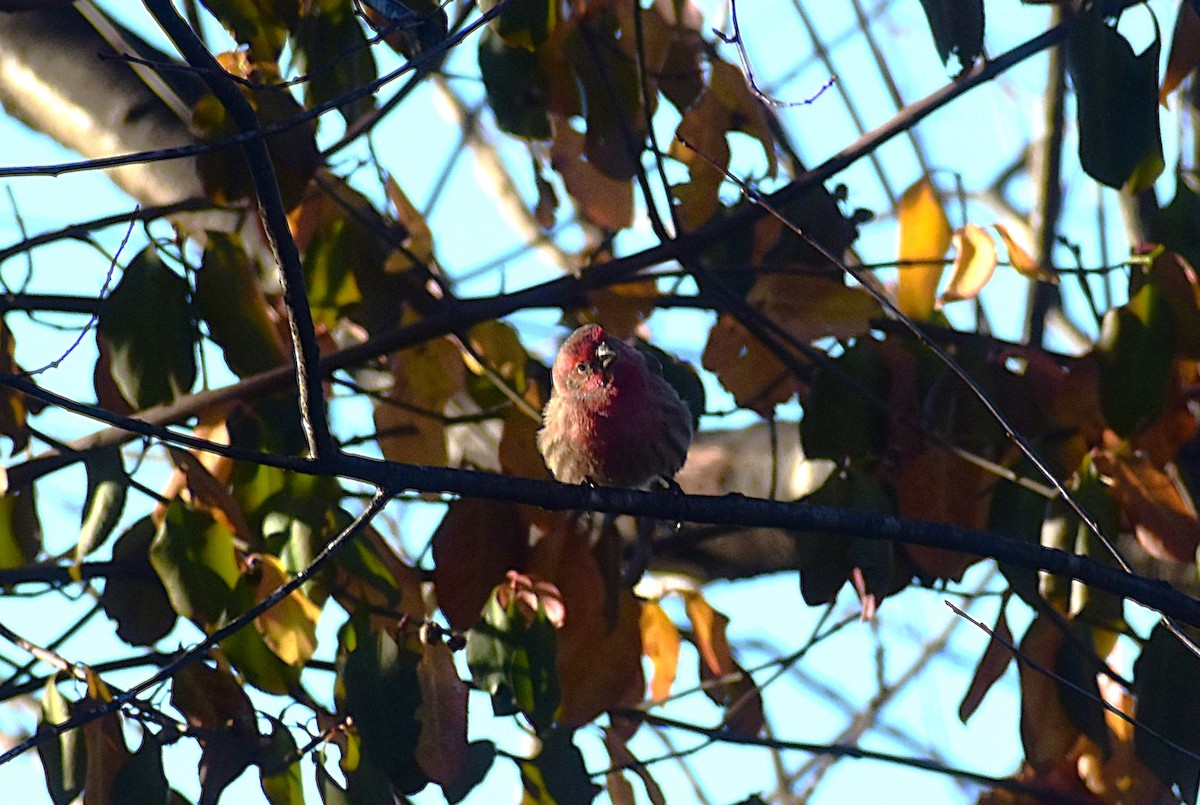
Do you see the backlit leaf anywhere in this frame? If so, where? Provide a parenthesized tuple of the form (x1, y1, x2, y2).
(149, 500, 239, 628)
(76, 447, 127, 565)
(247, 553, 321, 667)
(37, 676, 86, 805)
(478, 26, 551, 139)
(702, 313, 800, 416)
(432, 497, 528, 631)
(896, 177, 952, 319)
(939, 223, 999, 304)
(916, 0, 984, 70)
(1093, 448, 1200, 562)
(994, 223, 1056, 283)
(749, 275, 881, 344)
(375, 330, 463, 470)
(1162, 1, 1200, 103)
(293, 3, 377, 126)
(1096, 282, 1175, 437)
(639, 600, 680, 702)
(259, 718, 303, 805)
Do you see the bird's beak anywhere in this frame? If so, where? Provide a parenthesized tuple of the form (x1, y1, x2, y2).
(595, 340, 617, 371)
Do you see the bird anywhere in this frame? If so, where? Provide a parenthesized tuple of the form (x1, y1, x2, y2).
(537, 323, 693, 488)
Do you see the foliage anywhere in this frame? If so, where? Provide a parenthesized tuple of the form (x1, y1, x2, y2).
(3, 0, 1200, 803)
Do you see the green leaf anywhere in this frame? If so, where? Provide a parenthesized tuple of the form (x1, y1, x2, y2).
(479, 0, 555, 50)
(260, 718, 304, 805)
(337, 618, 427, 795)
(1134, 623, 1200, 802)
(1067, 7, 1164, 189)
(916, 0, 984, 70)
(97, 246, 198, 410)
(217, 564, 304, 695)
(466, 594, 561, 732)
(37, 677, 86, 805)
(0, 486, 41, 570)
(478, 27, 551, 139)
(112, 734, 169, 805)
(196, 233, 287, 378)
(302, 213, 363, 329)
(77, 447, 128, 563)
(100, 517, 178, 646)
(199, 0, 295, 62)
(293, 5, 377, 126)
(801, 339, 889, 464)
(149, 500, 239, 627)
(1096, 282, 1175, 437)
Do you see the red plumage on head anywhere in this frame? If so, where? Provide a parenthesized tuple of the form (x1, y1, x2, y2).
(537, 324, 693, 487)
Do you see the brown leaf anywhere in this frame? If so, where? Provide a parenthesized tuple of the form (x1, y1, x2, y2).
(1018, 615, 1081, 771)
(639, 600, 680, 702)
(702, 313, 801, 416)
(994, 223, 1057, 283)
(415, 637, 470, 786)
(1094, 449, 1200, 562)
(1162, 1, 1200, 103)
(896, 177, 952, 320)
(604, 728, 666, 805)
(682, 591, 763, 737)
(586, 278, 660, 340)
(959, 609, 1015, 723)
(80, 670, 129, 805)
(748, 275, 881, 344)
(895, 448, 988, 581)
(939, 223, 999, 305)
(156, 447, 253, 541)
(529, 518, 642, 726)
(550, 114, 634, 230)
(432, 497, 528, 631)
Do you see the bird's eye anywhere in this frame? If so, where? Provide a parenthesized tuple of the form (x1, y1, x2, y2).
(575, 362, 588, 373)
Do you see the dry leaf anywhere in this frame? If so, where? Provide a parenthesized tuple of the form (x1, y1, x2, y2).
(639, 600, 681, 702)
(1093, 449, 1200, 562)
(748, 275, 881, 344)
(994, 223, 1056, 283)
(702, 313, 801, 416)
(1162, 1, 1200, 104)
(958, 609, 1014, 723)
(415, 637, 470, 786)
(939, 223, 999, 305)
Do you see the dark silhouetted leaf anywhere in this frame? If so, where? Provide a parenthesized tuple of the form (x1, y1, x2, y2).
(97, 246, 197, 410)
(917, 0, 984, 70)
(1097, 282, 1175, 437)
(113, 734, 169, 805)
(196, 233, 287, 378)
(478, 27, 551, 139)
(1134, 623, 1200, 802)
(100, 517, 178, 646)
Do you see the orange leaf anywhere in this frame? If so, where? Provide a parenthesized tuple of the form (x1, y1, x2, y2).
(604, 728, 666, 805)
(639, 600, 681, 702)
(958, 609, 1015, 723)
(415, 637, 470, 786)
(896, 177, 952, 320)
(550, 115, 634, 230)
(1162, 1, 1200, 104)
(994, 223, 1057, 283)
(1093, 449, 1200, 562)
(939, 223, 999, 305)
(682, 591, 764, 737)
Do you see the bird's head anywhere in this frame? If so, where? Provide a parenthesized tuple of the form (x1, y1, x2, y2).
(552, 324, 642, 397)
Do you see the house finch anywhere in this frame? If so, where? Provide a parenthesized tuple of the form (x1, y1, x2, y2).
(537, 324, 694, 488)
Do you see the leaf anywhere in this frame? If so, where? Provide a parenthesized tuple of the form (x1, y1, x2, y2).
(99, 517, 178, 646)
(1162, 1, 1200, 103)
(682, 591, 763, 737)
(293, 3, 377, 126)
(76, 447, 128, 565)
(1151, 173, 1200, 272)
(478, 27, 551, 139)
(149, 500, 240, 628)
(80, 669, 130, 805)
(958, 608, 1014, 723)
(639, 601, 680, 702)
(896, 448, 989, 581)
(748, 275, 881, 344)
(432, 497, 528, 631)
(1018, 615, 1081, 770)
(1093, 449, 1200, 562)
(299, 204, 364, 329)
(528, 731, 601, 804)
(37, 676, 86, 805)
(360, 0, 448, 57)
(97, 246, 198, 410)
(702, 313, 800, 416)
(220, 564, 304, 694)
(415, 637, 470, 787)
(441, 741, 496, 804)
(337, 619, 427, 795)
(1096, 282, 1175, 437)
(171, 662, 260, 805)
(801, 338, 889, 463)
(1067, 8, 1164, 190)
(604, 729, 665, 805)
(0, 320, 27, 453)
(896, 177, 952, 320)
(479, 0, 556, 50)
(259, 718, 303, 805)
(939, 224, 999, 304)
(112, 735, 169, 805)
(247, 553, 321, 667)
(916, 0, 983, 70)
(0, 484, 40, 570)
(1134, 623, 1200, 802)
(374, 331, 463, 470)
(994, 223, 1057, 283)
(549, 114, 634, 230)
(198, 0, 293, 61)
(462, 319, 529, 410)
(196, 233, 287, 379)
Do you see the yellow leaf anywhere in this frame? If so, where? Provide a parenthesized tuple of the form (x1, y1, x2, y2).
(939, 224, 999, 305)
(375, 328, 464, 469)
(896, 178, 952, 320)
(639, 601, 681, 702)
(251, 554, 321, 667)
(1162, 1, 1200, 104)
(994, 223, 1057, 283)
